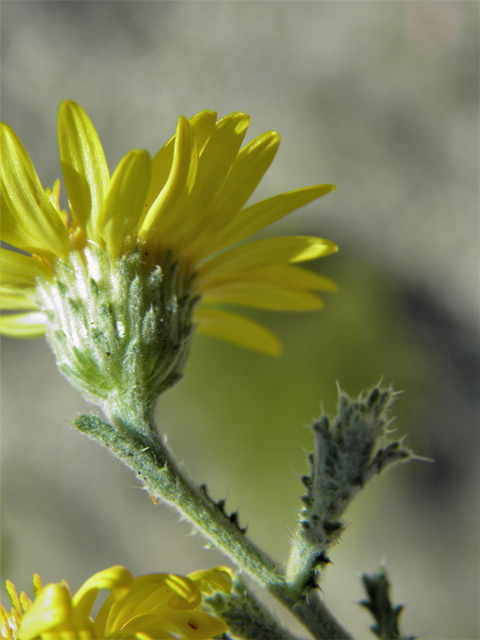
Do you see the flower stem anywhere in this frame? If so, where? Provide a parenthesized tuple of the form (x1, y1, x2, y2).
(271, 587, 352, 640)
(81, 406, 282, 585)
(73, 409, 352, 640)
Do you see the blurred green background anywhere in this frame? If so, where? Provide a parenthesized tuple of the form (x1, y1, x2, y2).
(1, 2, 478, 638)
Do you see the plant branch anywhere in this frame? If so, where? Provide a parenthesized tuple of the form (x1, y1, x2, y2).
(73, 411, 353, 639)
(74, 411, 281, 586)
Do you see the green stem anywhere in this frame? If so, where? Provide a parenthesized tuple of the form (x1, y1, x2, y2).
(73, 409, 353, 640)
(87, 404, 281, 586)
(271, 587, 352, 640)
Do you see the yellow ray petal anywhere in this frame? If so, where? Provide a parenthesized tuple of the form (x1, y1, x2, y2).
(17, 584, 74, 639)
(195, 307, 281, 355)
(95, 574, 201, 638)
(0, 284, 36, 297)
(0, 247, 53, 285)
(115, 610, 227, 640)
(289, 238, 338, 263)
(140, 111, 217, 227)
(202, 264, 338, 294)
(0, 293, 38, 310)
(204, 184, 336, 257)
(198, 236, 338, 284)
(72, 566, 133, 622)
(187, 567, 233, 596)
(190, 110, 218, 153)
(0, 312, 46, 337)
(139, 116, 198, 243)
(238, 264, 338, 292)
(187, 131, 281, 259)
(0, 123, 69, 260)
(211, 131, 281, 216)
(97, 149, 151, 257)
(201, 280, 323, 311)
(58, 101, 110, 237)
(141, 139, 175, 222)
(0, 272, 37, 287)
(169, 112, 250, 248)
(122, 574, 200, 616)
(45, 179, 69, 228)
(1, 193, 55, 257)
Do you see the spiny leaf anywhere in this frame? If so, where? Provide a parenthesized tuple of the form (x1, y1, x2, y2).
(360, 567, 416, 640)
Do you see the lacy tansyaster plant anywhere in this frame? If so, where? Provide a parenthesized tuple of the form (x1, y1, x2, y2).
(1, 103, 416, 640)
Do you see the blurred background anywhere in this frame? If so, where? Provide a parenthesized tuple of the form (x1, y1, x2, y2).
(1, 2, 478, 638)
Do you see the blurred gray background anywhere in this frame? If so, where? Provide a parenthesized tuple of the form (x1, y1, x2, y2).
(1, 2, 478, 638)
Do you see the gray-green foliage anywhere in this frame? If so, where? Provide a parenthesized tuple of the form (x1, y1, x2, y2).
(287, 384, 412, 593)
(360, 566, 416, 640)
(73, 382, 415, 639)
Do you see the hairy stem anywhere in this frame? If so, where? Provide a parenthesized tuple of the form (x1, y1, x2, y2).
(73, 409, 352, 640)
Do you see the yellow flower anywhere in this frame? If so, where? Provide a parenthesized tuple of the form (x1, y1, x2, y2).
(0, 102, 336, 352)
(0, 103, 337, 407)
(0, 565, 232, 640)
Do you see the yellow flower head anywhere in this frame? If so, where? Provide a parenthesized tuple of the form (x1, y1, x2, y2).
(0, 565, 232, 640)
(0, 103, 337, 406)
